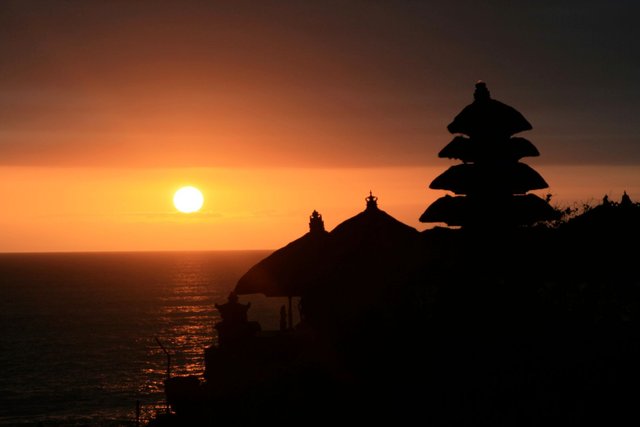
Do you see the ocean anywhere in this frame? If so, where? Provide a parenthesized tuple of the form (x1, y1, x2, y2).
(0, 251, 286, 426)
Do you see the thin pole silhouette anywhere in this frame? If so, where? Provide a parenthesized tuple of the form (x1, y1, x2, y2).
(155, 337, 171, 414)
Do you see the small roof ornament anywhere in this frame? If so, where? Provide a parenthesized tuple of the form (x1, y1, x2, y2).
(309, 210, 325, 234)
(447, 81, 532, 138)
(474, 80, 490, 102)
(365, 191, 378, 210)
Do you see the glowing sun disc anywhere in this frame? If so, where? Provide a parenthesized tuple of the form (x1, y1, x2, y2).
(173, 186, 204, 213)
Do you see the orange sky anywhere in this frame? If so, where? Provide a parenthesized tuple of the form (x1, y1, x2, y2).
(1, 165, 637, 252)
(1, 2, 639, 252)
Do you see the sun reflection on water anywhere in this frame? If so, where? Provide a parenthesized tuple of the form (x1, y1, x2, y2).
(137, 255, 227, 414)
(132, 251, 291, 422)
(0, 251, 275, 425)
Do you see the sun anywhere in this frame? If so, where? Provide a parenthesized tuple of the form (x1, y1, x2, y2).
(173, 186, 204, 213)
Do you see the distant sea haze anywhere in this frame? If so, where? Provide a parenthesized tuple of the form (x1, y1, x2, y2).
(0, 251, 283, 426)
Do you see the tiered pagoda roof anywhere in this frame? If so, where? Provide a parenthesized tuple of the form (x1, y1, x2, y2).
(420, 82, 558, 227)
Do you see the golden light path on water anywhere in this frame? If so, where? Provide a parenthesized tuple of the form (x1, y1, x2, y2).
(136, 255, 219, 419)
(133, 252, 299, 422)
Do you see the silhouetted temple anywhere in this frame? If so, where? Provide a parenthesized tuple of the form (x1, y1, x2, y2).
(214, 291, 260, 347)
(420, 82, 558, 227)
(148, 81, 640, 427)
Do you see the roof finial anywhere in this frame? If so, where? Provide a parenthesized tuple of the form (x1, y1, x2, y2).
(365, 191, 378, 210)
(309, 210, 325, 234)
(474, 80, 490, 102)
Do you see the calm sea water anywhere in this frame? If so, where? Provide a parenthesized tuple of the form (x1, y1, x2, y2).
(0, 251, 283, 426)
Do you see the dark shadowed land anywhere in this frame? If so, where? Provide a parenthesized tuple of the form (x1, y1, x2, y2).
(144, 84, 640, 426)
(147, 194, 640, 427)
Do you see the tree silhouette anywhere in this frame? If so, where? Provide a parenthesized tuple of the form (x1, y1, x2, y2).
(420, 82, 558, 228)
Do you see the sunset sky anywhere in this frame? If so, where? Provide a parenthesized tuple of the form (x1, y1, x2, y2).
(1, 1, 639, 252)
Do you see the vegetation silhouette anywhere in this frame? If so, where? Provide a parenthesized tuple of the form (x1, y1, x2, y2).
(149, 84, 640, 427)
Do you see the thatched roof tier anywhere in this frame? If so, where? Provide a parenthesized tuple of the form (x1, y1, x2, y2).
(235, 195, 419, 300)
(507, 137, 540, 159)
(429, 163, 548, 195)
(438, 136, 539, 163)
(419, 195, 467, 225)
(235, 212, 331, 298)
(419, 194, 559, 226)
(447, 82, 532, 138)
(330, 193, 419, 247)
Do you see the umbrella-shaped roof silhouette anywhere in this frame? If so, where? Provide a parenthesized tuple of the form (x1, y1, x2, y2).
(330, 191, 419, 250)
(419, 195, 467, 225)
(439, 136, 539, 163)
(301, 192, 421, 332)
(420, 194, 559, 226)
(506, 137, 540, 159)
(234, 210, 331, 298)
(429, 163, 548, 195)
(447, 82, 532, 138)
(296, 192, 420, 288)
(510, 194, 560, 224)
(328, 192, 420, 287)
(323, 192, 420, 296)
